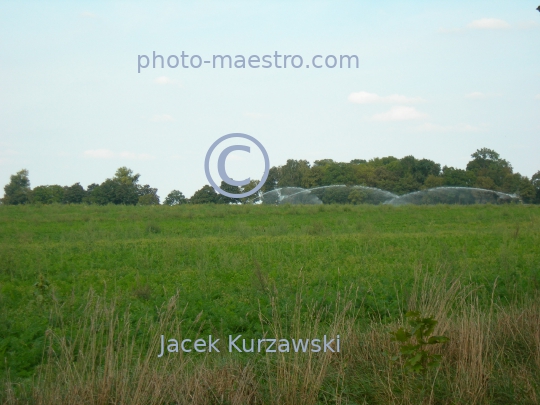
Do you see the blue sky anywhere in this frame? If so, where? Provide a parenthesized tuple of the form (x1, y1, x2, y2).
(1, 0, 539, 197)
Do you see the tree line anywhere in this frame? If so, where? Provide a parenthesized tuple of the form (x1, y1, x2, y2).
(0, 166, 257, 206)
(260, 148, 540, 203)
(2, 148, 540, 205)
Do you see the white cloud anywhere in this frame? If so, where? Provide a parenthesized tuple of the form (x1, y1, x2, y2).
(84, 149, 154, 160)
(414, 123, 484, 133)
(150, 114, 175, 122)
(154, 76, 180, 85)
(372, 106, 428, 121)
(118, 152, 154, 160)
(84, 149, 115, 159)
(348, 91, 423, 104)
(80, 11, 97, 18)
(467, 18, 510, 30)
(535, 94, 540, 100)
(440, 18, 511, 33)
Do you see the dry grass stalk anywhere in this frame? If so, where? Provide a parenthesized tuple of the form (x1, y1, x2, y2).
(2, 273, 540, 405)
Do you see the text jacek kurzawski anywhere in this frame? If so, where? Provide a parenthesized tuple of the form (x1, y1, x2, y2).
(157, 335, 341, 357)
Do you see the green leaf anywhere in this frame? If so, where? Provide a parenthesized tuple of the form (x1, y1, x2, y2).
(424, 318, 437, 336)
(400, 344, 420, 355)
(408, 352, 423, 366)
(390, 328, 411, 342)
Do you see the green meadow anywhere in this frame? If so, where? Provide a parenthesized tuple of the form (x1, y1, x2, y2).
(1, 203, 540, 404)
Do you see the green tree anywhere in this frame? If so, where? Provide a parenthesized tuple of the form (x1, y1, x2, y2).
(313, 186, 350, 204)
(516, 177, 535, 203)
(87, 179, 139, 205)
(532, 171, 540, 204)
(85, 167, 142, 205)
(348, 188, 369, 204)
(261, 167, 280, 192)
(239, 179, 261, 204)
(321, 161, 357, 186)
(190, 185, 221, 204)
(113, 167, 140, 185)
(474, 176, 496, 190)
(305, 165, 325, 188)
(501, 173, 524, 194)
(30, 185, 64, 204)
(2, 169, 31, 205)
(442, 166, 476, 187)
(466, 148, 512, 188)
(422, 174, 444, 189)
(411, 158, 441, 184)
(373, 165, 401, 193)
(278, 159, 311, 188)
(138, 185, 160, 205)
(63, 183, 86, 204)
(352, 164, 377, 188)
(396, 173, 421, 194)
(218, 181, 241, 204)
(164, 190, 187, 206)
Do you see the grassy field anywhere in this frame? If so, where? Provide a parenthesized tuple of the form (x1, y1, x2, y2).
(1, 203, 540, 404)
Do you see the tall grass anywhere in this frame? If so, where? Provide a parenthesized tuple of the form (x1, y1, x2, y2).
(3, 272, 539, 404)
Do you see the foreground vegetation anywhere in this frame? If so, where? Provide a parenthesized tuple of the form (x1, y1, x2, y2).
(1, 203, 539, 404)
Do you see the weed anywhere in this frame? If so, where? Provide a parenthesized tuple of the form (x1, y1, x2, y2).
(389, 311, 449, 374)
(32, 273, 51, 305)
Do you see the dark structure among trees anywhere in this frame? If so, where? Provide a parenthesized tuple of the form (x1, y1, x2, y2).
(1, 148, 540, 205)
(259, 148, 538, 204)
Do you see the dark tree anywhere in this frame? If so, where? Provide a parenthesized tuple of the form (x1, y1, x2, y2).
(63, 183, 86, 204)
(278, 159, 311, 188)
(442, 166, 476, 187)
(466, 148, 512, 188)
(2, 169, 31, 205)
(85, 167, 142, 205)
(190, 185, 221, 204)
(532, 171, 540, 204)
(239, 179, 262, 204)
(164, 190, 187, 206)
(138, 184, 160, 205)
(86, 179, 139, 205)
(30, 185, 64, 204)
(217, 180, 241, 204)
(87, 183, 99, 193)
(261, 166, 280, 193)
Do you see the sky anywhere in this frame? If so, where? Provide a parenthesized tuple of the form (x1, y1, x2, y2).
(1, 0, 539, 198)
